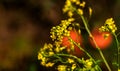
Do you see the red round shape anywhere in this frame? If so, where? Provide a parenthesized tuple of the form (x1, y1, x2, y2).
(89, 28, 112, 49)
(61, 30, 83, 57)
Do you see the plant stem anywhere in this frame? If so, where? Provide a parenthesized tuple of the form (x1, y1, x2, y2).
(72, 40, 102, 71)
(113, 33, 120, 70)
(55, 53, 82, 64)
(56, 53, 101, 70)
(80, 15, 111, 71)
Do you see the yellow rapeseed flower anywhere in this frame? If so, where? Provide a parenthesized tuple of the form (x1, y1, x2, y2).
(66, 0, 71, 6)
(68, 58, 74, 63)
(85, 59, 93, 68)
(55, 47, 60, 52)
(57, 65, 67, 71)
(76, 1, 80, 5)
(60, 46, 66, 51)
(68, 11, 73, 17)
(45, 62, 55, 67)
(43, 43, 49, 50)
(78, 8, 83, 15)
(41, 61, 46, 66)
(106, 18, 117, 33)
(89, 7, 92, 16)
(38, 53, 43, 60)
(68, 18, 75, 22)
(105, 18, 114, 25)
(71, 64, 76, 70)
(49, 51, 54, 56)
(99, 18, 117, 33)
(50, 19, 72, 41)
(80, 1, 86, 8)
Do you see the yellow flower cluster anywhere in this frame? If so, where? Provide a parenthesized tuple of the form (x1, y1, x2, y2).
(50, 18, 74, 41)
(38, 42, 97, 70)
(63, 0, 86, 17)
(38, 41, 70, 68)
(38, 43, 55, 67)
(38, 17, 81, 70)
(99, 18, 117, 33)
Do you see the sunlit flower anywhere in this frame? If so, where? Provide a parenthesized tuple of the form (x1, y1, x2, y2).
(76, 1, 80, 5)
(55, 47, 60, 52)
(89, 7, 92, 16)
(71, 64, 76, 70)
(99, 18, 117, 33)
(57, 65, 67, 71)
(48, 51, 54, 56)
(68, 18, 75, 22)
(60, 46, 66, 51)
(77, 8, 83, 15)
(41, 61, 46, 66)
(80, 1, 86, 8)
(85, 59, 93, 67)
(50, 19, 73, 41)
(45, 62, 54, 67)
(105, 18, 114, 25)
(38, 53, 43, 60)
(68, 11, 73, 17)
(68, 58, 74, 63)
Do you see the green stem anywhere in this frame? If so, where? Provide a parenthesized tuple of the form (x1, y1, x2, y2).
(72, 40, 102, 71)
(80, 15, 111, 71)
(55, 54, 82, 64)
(113, 33, 120, 69)
(55, 53, 101, 70)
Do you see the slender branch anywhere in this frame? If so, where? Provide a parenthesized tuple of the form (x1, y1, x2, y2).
(113, 33, 120, 69)
(55, 53, 82, 64)
(70, 38, 102, 71)
(80, 15, 111, 71)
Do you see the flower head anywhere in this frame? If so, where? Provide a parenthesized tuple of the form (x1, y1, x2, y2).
(71, 64, 76, 70)
(45, 62, 54, 67)
(57, 65, 67, 71)
(68, 58, 74, 63)
(63, 0, 86, 17)
(50, 18, 75, 41)
(89, 7, 92, 16)
(99, 18, 117, 33)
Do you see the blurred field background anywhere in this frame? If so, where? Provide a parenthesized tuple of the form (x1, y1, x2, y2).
(0, 0, 120, 71)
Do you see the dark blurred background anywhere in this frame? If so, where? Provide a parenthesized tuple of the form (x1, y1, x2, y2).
(0, 0, 120, 71)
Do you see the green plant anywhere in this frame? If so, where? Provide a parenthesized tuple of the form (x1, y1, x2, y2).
(38, 0, 120, 71)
